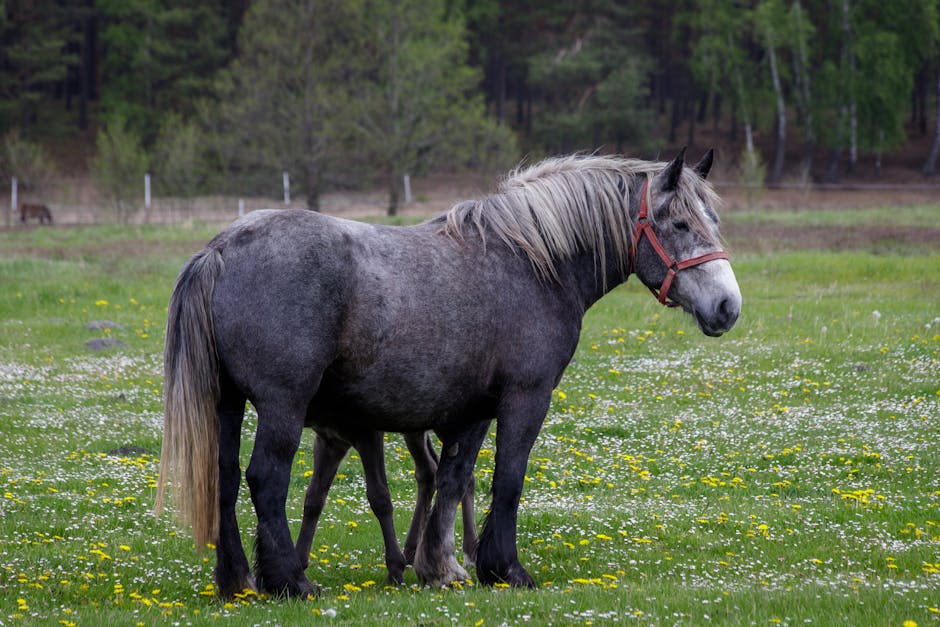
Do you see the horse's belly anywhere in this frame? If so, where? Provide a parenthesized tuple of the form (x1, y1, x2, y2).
(311, 367, 496, 432)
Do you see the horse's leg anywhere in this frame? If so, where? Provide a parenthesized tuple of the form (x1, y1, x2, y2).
(246, 400, 316, 598)
(295, 431, 350, 570)
(476, 389, 551, 588)
(402, 431, 438, 565)
(460, 471, 478, 567)
(413, 420, 489, 587)
(214, 377, 255, 599)
(354, 432, 407, 585)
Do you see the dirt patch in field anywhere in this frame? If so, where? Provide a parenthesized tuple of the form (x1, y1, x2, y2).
(722, 222, 940, 253)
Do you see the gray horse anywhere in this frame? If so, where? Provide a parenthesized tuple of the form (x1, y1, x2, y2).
(155, 150, 741, 599)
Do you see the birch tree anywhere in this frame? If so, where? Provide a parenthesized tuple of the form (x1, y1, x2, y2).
(754, 0, 789, 183)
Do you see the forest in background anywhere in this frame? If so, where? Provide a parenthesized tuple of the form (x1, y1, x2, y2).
(3, 0, 940, 216)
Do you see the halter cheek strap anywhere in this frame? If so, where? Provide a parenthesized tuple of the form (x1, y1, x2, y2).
(631, 179, 730, 307)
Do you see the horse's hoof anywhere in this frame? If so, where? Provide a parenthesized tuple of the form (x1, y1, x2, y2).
(386, 550, 407, 585)
(299, 581, 322, 600)
(425, 563, 469, 588)
(216, 572, 257, 600)
(478, 562, 536, 589)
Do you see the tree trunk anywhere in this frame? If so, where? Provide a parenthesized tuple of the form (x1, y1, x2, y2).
(824, 145, 842, 183)
(842, 0, 857, 174)
(923, 60, 940, 176)
(848, 101, 857, 174)
(79, 11, 91, 130)
(793, 0, 814, 177)
(305, 165, 321, 211)
(668, 94, 680, 144)
(916, 62, 929, 135)
(386, 8, 401, 216)
(494, 54, 506, 122)
(387, 171, 400, 216)
(301, 0, 319, 212)
(766, 39, 786, 184)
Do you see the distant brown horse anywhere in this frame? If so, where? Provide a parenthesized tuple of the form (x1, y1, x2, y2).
(20, 203, 53, 225)
(20, 202, 52, 224)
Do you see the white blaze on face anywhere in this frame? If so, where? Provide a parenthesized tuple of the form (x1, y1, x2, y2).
(679, 198, 742, 335)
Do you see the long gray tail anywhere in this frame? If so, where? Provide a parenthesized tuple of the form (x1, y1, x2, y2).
(154, 247, 224, 549)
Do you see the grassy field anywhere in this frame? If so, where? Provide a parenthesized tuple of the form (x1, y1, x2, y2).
(0, 205, 938, 626)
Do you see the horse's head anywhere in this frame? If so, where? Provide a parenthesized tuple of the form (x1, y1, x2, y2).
(631, 149, 741, 337)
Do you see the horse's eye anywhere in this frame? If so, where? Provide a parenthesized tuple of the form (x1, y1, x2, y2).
(672, 220, 689, 232)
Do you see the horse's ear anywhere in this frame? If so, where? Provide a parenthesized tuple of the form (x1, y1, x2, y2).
(655, 147, 686, 192)
(693, 148, 714, 180)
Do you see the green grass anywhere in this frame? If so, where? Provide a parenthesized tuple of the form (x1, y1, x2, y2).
(726, 204, 940, 229)
(1, 217, 938, 625)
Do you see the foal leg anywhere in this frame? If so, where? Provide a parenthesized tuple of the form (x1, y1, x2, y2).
(460, 473, 478, 567)
(476, 389, 552, 588)
(354, 432, 407, 584)
(402, 431, 438, 565)
(246, 401, 316, 598)
(214, 380, 255, 599)
(295, 431, 350, 570)
(413, 421, 488, 587)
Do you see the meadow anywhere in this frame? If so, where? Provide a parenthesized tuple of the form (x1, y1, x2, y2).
(0, 204, 938, 625)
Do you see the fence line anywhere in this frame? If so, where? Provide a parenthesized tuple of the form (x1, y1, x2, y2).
(2, 173, 422, 226)
(6, 173, 940, 227)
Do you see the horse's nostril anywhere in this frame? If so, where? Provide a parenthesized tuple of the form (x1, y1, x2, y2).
(716, 297, 739, 326)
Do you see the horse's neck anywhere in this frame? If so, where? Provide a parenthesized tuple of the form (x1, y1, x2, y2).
(555, 243, 631, 312)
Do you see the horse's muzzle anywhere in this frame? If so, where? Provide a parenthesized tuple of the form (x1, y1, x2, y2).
(694, 293, 740, 337)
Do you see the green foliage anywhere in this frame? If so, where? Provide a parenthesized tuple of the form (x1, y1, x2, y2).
(0, 0, 76, 131)
(737, 147, 766, 208)
(208, 0, 363, 208)
(528, 2, 654, 153)
(151, 113, 205, 197)
(91, 116, 148, 224)
(206, 0, 515, 213)
(353, 0, 515, 213)
(0, 129, 58, 190)
(3, 0, 940, 183)
(96, 0, 228, 143)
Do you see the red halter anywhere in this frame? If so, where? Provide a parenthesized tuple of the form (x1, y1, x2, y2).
(630, 179, 730, 307)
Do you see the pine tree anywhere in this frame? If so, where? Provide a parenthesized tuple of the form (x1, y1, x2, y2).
(0, 0, 77, 132)
(353, 0, 514, 215)
(96, 0, 228, 142)
(526, 1, 654, 154)
(210, 0, 363, 210)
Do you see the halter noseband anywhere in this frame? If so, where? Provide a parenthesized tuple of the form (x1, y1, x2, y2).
(630, 179, 730, 308)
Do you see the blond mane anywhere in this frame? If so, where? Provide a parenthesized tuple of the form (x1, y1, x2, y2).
(443, 154, 722, 282)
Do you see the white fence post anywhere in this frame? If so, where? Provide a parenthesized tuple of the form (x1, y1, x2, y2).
(238, 198, 245, 218)
(144, 173, 151, 211)
(283, 171, 290, 205)
(403, 174, 412, 205)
